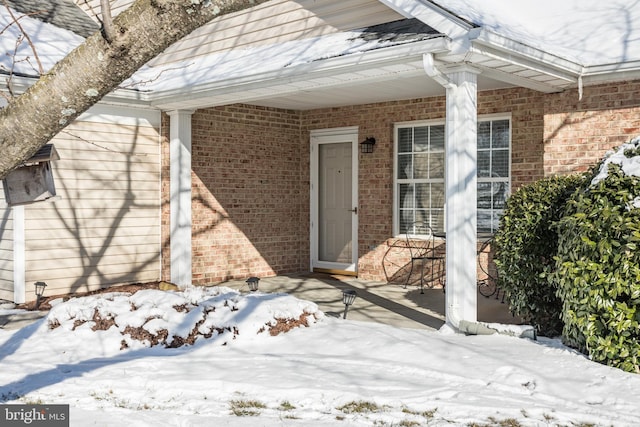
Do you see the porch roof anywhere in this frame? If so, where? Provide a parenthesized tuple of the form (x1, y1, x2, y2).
(4, 0, 98, 38)
(134, 17, 454, 110)
(3, 1, 640, 110)
(115, 0, 640, 110)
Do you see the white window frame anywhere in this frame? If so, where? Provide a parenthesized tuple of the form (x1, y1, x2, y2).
(393, 119, 446, 236)
(392, 114, 512, 236)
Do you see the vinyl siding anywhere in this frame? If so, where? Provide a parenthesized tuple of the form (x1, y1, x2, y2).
(75, 0, 133, 23)
(76, 0, 402, 67)
(149, 0, 402, 66)
(22, 105, 161, 300)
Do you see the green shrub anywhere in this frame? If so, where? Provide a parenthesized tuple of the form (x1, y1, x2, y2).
(554, 144, 640, 373)
(494, 174, 585, 337)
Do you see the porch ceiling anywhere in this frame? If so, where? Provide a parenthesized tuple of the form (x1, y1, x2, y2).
(252, 74, 517, 111)
(145, 44, 573, 112)
(147, 59, 519, 111)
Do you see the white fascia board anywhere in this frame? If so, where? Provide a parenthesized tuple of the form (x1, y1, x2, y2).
(585, 60, 640, 75)
(467, 29, 640, 89)
(149, 37, 451, 108)
(581, 61, 640, 85)
(1, 75, 33, 94)
(581, 70, 640, 86)
(467, 28, 583, 82)
(100, 89, 153, 107)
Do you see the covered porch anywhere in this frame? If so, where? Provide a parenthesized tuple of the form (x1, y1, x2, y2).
(154, 0, 580, 331)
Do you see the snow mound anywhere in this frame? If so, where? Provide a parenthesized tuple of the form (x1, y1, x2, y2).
(45, 286, 322, 351)
(591, 136, 640, 186)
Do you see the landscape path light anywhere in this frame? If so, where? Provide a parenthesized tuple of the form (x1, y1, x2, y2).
(341, 289, 357, 319)
(246, 276, 260, 292)
(34, 281, 47, 310)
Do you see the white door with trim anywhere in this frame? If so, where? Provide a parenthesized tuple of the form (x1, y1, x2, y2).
(310, 128, 358, 273)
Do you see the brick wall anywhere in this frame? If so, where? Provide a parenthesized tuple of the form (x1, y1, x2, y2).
(302, 87, 545, 280)
(161, 105, 305, 285)
(479, 87, 545, 190)
(544, 81, 640, 175)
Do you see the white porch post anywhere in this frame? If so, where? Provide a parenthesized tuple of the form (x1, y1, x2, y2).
(168, 110, 194, 287)
(13, 205, 25, 304)
(444, 65, 480, 327)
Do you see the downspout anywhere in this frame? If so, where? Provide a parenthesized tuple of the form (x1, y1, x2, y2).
(446, 300, 536, 339)
(578, 72, 584, 101)
(423, 53, 535, 339)
(423, 53, 454, 89)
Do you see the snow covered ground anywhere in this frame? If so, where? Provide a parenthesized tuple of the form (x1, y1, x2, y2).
(1, 286, 639, 426)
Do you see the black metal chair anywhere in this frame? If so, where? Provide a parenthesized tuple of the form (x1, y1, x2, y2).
(404, 222, 445, 294)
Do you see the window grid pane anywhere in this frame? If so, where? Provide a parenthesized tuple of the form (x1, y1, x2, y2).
(396, 124, 446, 233)
(396, 119, 510, 235)
(398, 128, 413, 153)
(476, 118, 510, 233)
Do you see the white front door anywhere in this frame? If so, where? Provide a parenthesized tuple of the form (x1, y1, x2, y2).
(310, 128, 359, 274)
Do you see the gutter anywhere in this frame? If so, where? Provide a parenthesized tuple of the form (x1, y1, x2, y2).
(466, 28, 582, 82)
(580, 61, 640, 87)
(466, 27, 640, 91)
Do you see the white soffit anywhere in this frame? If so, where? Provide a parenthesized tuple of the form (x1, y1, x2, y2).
(247, 72, 510, 110)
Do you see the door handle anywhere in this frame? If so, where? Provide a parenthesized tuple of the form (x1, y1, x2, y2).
(349, 207, 358, 214)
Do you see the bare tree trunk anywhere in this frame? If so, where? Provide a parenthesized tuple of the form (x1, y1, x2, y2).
(0, 0, 268, 179)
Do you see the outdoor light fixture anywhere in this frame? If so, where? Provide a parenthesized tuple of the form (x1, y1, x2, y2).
(246, 276, 260, 292)
(341, 289, 357, 319)
(360, 137, 376, 154)
(34, 281, 47, 310)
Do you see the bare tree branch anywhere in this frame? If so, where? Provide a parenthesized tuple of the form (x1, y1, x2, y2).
(1, 0, 43, 75)
(0, 0, 268, 180)
(119, 62, 194, 88)
(100, 0, 115, 42)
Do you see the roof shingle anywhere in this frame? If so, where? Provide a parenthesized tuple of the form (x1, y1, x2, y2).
(3, 0, 98, 38)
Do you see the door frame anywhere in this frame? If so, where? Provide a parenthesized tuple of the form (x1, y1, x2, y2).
(310, 127, 359, 274)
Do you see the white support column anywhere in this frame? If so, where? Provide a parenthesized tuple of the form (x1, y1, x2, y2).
(13, 205, 25, 304)
(444, 65, 480, 327)
(168, 110, 195, 287)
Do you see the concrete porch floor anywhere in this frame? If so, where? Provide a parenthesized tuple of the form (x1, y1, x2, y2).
(221, 273, 523, 331)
